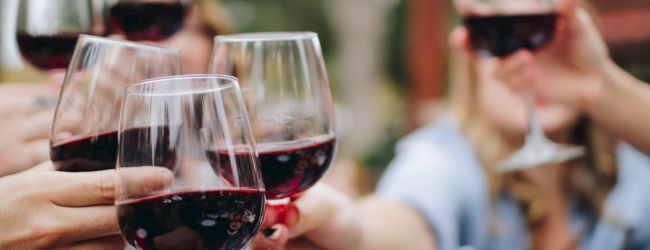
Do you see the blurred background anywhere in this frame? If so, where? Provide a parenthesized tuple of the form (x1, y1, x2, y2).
(1, 0, 650, 196)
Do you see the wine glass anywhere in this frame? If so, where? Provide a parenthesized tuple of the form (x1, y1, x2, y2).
(50, 35, 180, 172)
(460, 0, 585, 172)
(116, 75, 265, 250)
(108, 0, 191, 41)
(16, 0, 94, 71)
(209, 32, 337, 204)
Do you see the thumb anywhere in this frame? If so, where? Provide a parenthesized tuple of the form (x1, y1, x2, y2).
(288, 184, 361, 249)
(554, 0, 579, 16)
(49, 167, 173, 207)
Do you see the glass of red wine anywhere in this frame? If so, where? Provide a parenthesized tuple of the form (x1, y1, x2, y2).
(209, 32, 337, 205)
(50, 35, 180, 172)
(108, 0, 190, 41)
(116, 75, 265, 250)
(461, 0, 585, 171)
(16, 0, 94, 71)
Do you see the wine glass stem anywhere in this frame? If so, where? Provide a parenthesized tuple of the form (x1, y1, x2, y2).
(526, 91, 550, 144)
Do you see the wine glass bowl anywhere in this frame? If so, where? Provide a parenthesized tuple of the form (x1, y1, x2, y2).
(209, 32, 337, 200)
(16, 0, 94, 70)
(50, 35, 180, 172)
(108, 0, 190, 41)
(459, 0, 586, 171)
(116, 75, 265, 250)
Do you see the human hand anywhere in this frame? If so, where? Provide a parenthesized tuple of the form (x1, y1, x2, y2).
(452, 0, 612, 109)
(0, 83, 58, 176)
(252, 183, 362, 250)
(0, 161, 173, 249)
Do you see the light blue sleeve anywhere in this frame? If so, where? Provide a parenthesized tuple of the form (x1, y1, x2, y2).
(376, 121, 489, 250)
(590, 143, 650, 250)
(612, 143, 650, 248)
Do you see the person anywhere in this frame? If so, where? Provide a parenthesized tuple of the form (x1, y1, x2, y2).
(253, 0, 650, 249)
(479, 0, 650, 156)
(0, 83, 58, 176)
(0, 0, 229, 248)
(107, 0, 231, 74)
(0, 161, 172, 249)
(0, 0, 231, 176)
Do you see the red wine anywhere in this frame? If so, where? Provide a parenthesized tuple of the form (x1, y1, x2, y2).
(208, 137, 336, 199)
(51, 130, 118, 172)
(463, 13, 558, 57)
(118, 189, 265, 250)
(51, 126, 176, 172)
(118, 126, 177, 170)
(109, 2, 187, 41)
(16, 33, 79, 70)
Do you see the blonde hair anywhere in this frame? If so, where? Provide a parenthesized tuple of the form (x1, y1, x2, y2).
(194, 0, 232, 36)
(446, 22, 617, 235)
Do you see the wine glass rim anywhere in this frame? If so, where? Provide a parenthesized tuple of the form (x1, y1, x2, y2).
(78, 34, 180, 53)
(126, 74, 240, 96)
(215, 31, 318, 42)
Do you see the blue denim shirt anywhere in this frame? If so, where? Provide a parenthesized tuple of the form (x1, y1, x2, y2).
(377, 119, 650, 250)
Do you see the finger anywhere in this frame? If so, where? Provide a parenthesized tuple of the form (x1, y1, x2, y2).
(287, 184, 360, 249)
(554, 0, 579, 16)
(494, 50, 535, 85)
(116, 167, 175, 201)
(264, 203, 300, 228)
(25, 160, 55, 172)
(0, 109, 53, 148)
(50, 167, 173, 207)
(449, 26, 472, 55)
(288, 184, 349, 237)
(0, 139, 50, 177)
(67, 234, 126, 250)
(251, 224, 289, 250)
(54, 205, 122, 244)
(21, 109, 55, 141)
(453, 0, 492, 15)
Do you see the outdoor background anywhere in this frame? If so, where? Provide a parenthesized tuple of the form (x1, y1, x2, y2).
(2, 0, 650, 195)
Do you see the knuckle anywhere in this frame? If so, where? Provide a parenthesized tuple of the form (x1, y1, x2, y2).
(25, 219, 65, 248)
(98, 173, 116, 202)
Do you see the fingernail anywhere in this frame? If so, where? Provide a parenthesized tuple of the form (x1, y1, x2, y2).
(264, 225, 282, 241)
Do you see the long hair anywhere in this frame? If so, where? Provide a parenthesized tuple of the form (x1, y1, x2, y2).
(446, 11, 617, 240)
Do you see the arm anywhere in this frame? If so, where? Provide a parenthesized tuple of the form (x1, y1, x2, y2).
(253, 124, 484, 249)
(581, 61, 650, 154)
(253, 184, 436, 250)
(460, 2, 650, 154)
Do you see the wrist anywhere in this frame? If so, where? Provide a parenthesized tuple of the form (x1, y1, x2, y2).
(579, 60, 623, 113)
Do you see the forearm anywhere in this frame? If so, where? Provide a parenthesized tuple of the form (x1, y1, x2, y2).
(291, 189, 436, 250)
(353, 196, 437, 250)
(583, 61, 650, 154)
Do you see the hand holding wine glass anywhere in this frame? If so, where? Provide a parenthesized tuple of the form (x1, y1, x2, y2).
(452, 0, 608, 109)
(50, 35, 180, 172)
(209, 32, 337, 202)
(0, 161, 172, 249)
(0, 83, 58, 176)
(116, 75, 265, 250)
(454, 0, 587, 171)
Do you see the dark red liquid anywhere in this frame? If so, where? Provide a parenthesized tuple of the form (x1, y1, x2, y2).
(51, 126, 176, 172)
(117, 189, 265, 250)
(118, 126, 177, 170)
(51, 130, 118, 172)
(16, 33, 79, 70)
(109, 2, 187, 41)
(463, 13, 558, 57)
(208, 137, 336, 199)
